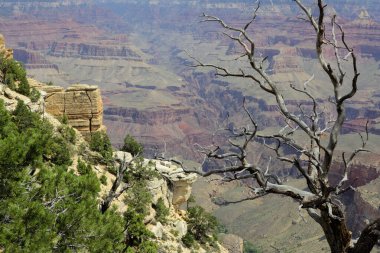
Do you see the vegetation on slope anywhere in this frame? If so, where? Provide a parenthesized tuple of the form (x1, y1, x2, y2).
(0, 98, 222, 252)
(182, 205, 219, 249)
(0, 53, 224, 252)
(0, 54, 40, 102)
(0, 100, 126, 252)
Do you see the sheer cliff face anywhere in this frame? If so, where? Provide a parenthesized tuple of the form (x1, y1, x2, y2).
(39, 84, 105, 137)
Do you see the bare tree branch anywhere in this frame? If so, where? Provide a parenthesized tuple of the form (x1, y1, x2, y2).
(182, 1, 376, 252)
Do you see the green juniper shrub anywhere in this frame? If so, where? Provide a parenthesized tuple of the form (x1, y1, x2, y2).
(124, 158, 158, 183)
(0, 99, 126, 252)
(0, 54, 30, 96)
(12, 100, 40, 131)
(183, 205, 219, 248)
(59, 113, 69, 125)
(243, 240, 262, 253)
(138, 241, 159, 253)
(126, 181, 152, 216)
(9, 100, 55, 168)
(89, 131, 113, 161)
(48, 136, 72, 166)
(77, 159, 93, 175)
(123, 209, 157, 252)
(29, 88, 40, 103)
(122, 134, 143, 156)
(0, 100, 12, 138)
(17, 76, 30, 96)
(100, 174, 107, 185)
(58, 124, 76, 144)
(182, 233, 196, 248)
(154, 197, 170, 224)
(122, 160, 158, 252)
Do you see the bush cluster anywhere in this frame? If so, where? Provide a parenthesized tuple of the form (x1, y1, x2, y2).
(0, 57, 162, 252)
(243, 241, 262, 253)
(0, 99, 126, 252)
(154, 198, 170, 224)
(122, 134, 143, 156)
(0, 54, 40, 101)
(89, 131, 113, 161)
(182, 205, 219, 248)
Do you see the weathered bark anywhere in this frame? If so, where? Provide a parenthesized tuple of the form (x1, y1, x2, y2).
(319, 207, 352, 253)
(100, 156, 133, 213)
(349, 218, 380, 253)
(100, 176, 124, 214)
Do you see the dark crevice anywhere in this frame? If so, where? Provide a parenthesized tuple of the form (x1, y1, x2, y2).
(84, 90, 94, 133)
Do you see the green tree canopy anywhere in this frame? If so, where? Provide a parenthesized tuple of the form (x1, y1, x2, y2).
(121, 134, 143, 156)
(0, 100, 126, 252)
(0, 54, 30, 96)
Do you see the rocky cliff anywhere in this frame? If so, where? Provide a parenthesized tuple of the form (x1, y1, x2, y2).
(37, 84, 106, 138)
(0, 78, 230, 253)
(108, 151, 211, 252)
(0, 34, 13, 60)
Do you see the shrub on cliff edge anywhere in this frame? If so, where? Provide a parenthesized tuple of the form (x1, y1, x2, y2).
(89, 131, 113, 161)
(0, 54, 30, 96)
(122, 134, 143, 156)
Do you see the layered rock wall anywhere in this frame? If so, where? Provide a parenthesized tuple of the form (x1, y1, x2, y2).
(39, 84, 105, 137)
(49, 42, 142, 60)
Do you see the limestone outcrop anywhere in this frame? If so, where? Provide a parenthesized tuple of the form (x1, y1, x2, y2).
(38, 84, 105, 137)
(0, 34, 13, 59)
(109, 151, 229, 253)
(113, 151, 197, 209)
(149, 159, 198, 209)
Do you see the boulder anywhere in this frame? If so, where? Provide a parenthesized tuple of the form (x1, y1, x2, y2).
(174, 220, 187, 237)
(148, 222, 164, 239)
(153, 159, 197, 209)
(4, 87, 14, 99)
(38, 83, 105, 138)
(147, 177, 169, 206)
(113, 150, 133, 163)
(144, 207, 156, 224)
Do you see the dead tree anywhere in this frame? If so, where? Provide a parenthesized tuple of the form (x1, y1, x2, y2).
(184, 1, 380, 252)
(100, 154, 136, 214)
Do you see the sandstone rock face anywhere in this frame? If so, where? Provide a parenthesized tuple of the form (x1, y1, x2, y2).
(39, 84, 105, 138)
(0, 34, 13, 59)
(153, 159, 198, 209)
